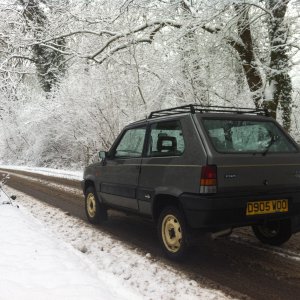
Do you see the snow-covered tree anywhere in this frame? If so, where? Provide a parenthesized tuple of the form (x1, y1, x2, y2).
(18, 0, 68, 92)
(0, 0, 299, 168)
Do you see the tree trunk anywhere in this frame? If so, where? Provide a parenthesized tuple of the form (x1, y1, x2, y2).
(181, 1, 209, 104)
(19, 0, 66, 92)
(264, 0, 292, 131)
(233, 4, 264, 108)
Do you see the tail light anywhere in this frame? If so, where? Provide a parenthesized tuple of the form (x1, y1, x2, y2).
(200, 165, 217, 193)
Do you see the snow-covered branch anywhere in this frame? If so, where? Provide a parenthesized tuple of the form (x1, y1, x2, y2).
(29, 30, 119, 46)
(92, 38, 152, 64)
(90, 20, 182, 59)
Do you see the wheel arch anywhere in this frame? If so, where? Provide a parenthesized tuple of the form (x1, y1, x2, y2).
(152, 193, 185, 222)
(84, 179, 96, 195)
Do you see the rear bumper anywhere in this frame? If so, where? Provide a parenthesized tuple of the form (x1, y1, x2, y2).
(179, 192, 300, 233)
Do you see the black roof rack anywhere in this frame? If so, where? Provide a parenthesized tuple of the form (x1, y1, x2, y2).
(148, 104, 269, 119)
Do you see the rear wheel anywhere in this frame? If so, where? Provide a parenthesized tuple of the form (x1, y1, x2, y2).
(252, 219, 292, 246)
(158, 206, 189, 260)
(85, 186, 107, 224)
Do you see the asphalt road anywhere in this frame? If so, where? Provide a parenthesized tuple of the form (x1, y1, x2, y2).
(2, 168, 300, 300)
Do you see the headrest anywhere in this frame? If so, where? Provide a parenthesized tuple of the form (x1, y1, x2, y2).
(157, 136, 177, 152)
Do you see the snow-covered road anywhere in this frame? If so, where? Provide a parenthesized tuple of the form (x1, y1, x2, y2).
(0, 183, 231, 300)
(0, 189, 140, 300)
(3, 166, 300, 300)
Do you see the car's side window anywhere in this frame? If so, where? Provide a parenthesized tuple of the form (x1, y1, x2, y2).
(146, 120, 185, 157)
(114, 127, 146, 158)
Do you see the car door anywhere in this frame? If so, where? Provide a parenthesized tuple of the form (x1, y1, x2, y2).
(137, 119, 192, 214)
(99, 125, 147, 210)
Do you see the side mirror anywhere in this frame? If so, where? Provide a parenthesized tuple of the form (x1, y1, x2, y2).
(99, 151, 108, 160)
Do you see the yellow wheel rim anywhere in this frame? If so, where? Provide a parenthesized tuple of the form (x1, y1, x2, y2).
(161, 214, 182, 253)
(87, 193, 96, 218)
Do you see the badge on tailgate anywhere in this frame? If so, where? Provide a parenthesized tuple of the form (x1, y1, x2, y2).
(246, 199, 288, 216)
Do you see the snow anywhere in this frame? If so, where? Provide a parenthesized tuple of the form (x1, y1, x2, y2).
(291, 52, 300, 91)
(230, 233, 300, 262)
(264, 80, 275, 101)
(289, 1, 300, 93)
(0, 189, 139, 300)
(0, 165, 83, 181)
(0, 182, 232, 300)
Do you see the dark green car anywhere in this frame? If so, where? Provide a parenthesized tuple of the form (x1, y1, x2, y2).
(82, 105, 300, 260)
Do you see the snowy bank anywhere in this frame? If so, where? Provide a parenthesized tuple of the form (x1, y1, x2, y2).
(0, 188, 139, 300)
(0, 165, 82, 181)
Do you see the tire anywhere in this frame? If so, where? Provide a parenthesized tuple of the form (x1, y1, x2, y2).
(252, 219, 292, 246)
(157, 206, 189, 260)
(85, 186, 107, 224)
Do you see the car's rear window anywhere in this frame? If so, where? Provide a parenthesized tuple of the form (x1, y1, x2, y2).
(202, 118, 298, 154)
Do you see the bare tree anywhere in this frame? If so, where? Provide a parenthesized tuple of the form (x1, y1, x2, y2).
(0, 0, 299, 168)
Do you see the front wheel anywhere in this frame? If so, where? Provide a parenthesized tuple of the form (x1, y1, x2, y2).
(252, 219, 292, 246)
(85, 186, 107, 224)
(157, 206, 189, 260)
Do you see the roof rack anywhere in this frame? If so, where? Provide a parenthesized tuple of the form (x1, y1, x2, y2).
(148, 104, 269, 119)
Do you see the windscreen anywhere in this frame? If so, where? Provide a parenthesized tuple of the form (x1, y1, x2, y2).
(202, 118, 298, 154)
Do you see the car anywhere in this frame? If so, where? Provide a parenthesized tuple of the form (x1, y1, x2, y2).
(82, 104, 300, 260)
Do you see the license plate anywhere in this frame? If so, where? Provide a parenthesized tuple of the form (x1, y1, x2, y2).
(246, 199, 288, 216)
